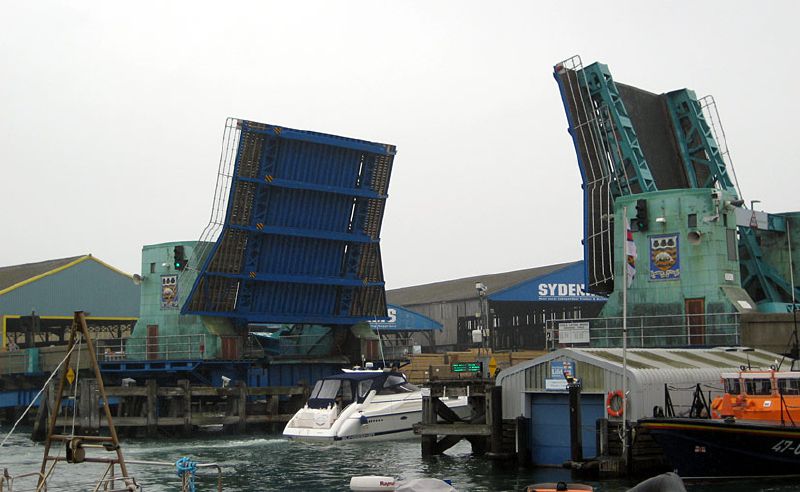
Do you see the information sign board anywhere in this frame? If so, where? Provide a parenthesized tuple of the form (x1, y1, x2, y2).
(451, 362, 482, 373)
(558, 322, 590, 344)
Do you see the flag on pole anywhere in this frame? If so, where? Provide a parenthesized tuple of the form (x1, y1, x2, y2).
(626, 220, 637, 288)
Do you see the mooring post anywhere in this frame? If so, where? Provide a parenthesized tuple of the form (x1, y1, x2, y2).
(489, 385, 503, 455)
(568, 378, 583, 462)
(421, 390, 435, 456)
(179, 379, 192, 435)
(237, 382, 247, 433)
(146, 379, 158, 437)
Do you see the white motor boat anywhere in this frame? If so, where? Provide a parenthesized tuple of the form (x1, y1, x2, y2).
(283, 369, 470, 441)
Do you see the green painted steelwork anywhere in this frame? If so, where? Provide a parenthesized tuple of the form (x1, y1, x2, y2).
(665, 89, 735, 191)
(599, 189, 749, 337)
(579, 62, 657, 196)
(127, 242, 235, 360)
(739, 224, 800, 305)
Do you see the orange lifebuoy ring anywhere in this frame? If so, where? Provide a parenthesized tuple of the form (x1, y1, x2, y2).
(607, 390, 624, 417)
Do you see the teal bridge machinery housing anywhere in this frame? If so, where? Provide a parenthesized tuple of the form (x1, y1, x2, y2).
(182, 119, 396, 325)
(554, 55, 800, 311)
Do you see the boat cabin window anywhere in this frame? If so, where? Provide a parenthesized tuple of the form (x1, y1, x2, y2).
(723, 378, 741, 395)
(310, 379, 340, 400)
(778, 378, 800, 395)
(744, 378, 772, 396)
(307, 379, 354, 408)
(357, 379, 373, 401)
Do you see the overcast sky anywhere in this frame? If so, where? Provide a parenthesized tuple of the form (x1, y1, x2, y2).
(2, 1, 798, 289)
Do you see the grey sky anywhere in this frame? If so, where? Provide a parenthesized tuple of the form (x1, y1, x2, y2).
(2, 1, 798, 289)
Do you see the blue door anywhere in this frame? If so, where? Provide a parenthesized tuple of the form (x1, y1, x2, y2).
(529, 393, 605, 465)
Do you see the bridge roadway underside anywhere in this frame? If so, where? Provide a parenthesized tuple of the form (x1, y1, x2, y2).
(615, 83, 688, 191)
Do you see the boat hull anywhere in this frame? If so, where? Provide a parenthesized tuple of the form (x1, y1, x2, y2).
(284, 397, 471, 442)
(639, 418, 800, 478)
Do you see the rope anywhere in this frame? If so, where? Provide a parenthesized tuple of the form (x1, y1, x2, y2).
(0, 343, 78, 447)
(175, 457, 197, 492)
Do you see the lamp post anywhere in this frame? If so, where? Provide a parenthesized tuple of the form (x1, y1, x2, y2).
(475, 282, 488, 355)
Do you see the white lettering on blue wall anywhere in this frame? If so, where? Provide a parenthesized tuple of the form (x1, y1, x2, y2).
(537, 283, 595, 300)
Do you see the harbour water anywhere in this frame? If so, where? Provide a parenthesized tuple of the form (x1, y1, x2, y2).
(1, 431, 799, 491)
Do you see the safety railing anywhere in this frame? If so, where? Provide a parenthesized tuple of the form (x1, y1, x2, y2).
(545, 312, 741, 350)
(98, 334, 208, 361)
(0, 350, 31, 375)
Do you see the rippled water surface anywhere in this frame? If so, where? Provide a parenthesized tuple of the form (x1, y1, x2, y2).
(2, 430, 800, 491)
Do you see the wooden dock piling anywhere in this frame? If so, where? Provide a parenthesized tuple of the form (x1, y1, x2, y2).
(415, 378, 507, 457)
(33, 379, 306, 438)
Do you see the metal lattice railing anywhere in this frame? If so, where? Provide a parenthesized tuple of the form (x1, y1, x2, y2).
(545, 312, 741, 350)
(98, 334, 209, 361)
(0, 350, 30, 375)
(178, 118, 243, 312)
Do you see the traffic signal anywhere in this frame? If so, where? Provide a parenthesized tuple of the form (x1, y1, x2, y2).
(635, 199, 648, 232)
(173, 245, 187, 271)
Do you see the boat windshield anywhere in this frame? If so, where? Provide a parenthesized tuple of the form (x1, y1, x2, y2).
(744, 378, 772, 396)
(377, 374, 419, 395)
(357, 379, 373, 401)
(723, 378, 741, 395)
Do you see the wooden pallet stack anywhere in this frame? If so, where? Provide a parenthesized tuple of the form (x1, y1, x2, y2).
(402, 349, 547, 383)
(402, 353, 445, 384)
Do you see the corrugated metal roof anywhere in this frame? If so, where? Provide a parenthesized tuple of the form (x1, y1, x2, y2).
(386, 261, 579, 306)
(498, 347, 785, 383)
(575, 347, 778, 371)
(0, 256, 85, 293)
(496, 347, 792, 421)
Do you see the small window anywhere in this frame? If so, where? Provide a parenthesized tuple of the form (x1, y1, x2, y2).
(357, 379, 373, 401)
(726, 229, 737, 261)
(744, 378, 772, 395)
(339, 380, 354, 405)
(723, 378, 740, 395)
(778, 378, 800, 395)
(688, 214, 697, 228)
(312, 380, 341, 400)
(150, 262, 156, 274)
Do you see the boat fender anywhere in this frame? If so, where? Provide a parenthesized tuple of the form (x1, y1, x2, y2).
(525, 483, 594, 492)
(350, 476, 397, 491)
(607, 390, 624, 417)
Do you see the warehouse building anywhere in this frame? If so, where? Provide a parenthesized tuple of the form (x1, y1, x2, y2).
(0, 255, 140, 351)
(386, 261, 606, 351)
(495, 347, 783, 466)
